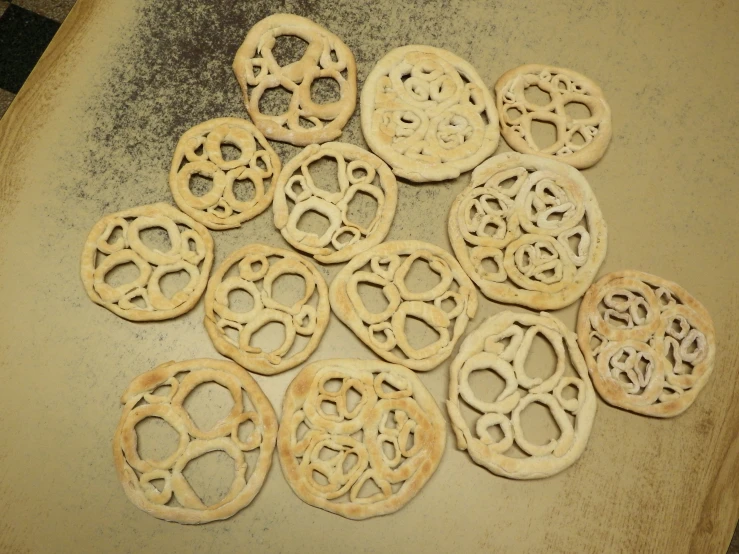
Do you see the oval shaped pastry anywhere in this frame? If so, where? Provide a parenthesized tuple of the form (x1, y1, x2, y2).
(80, 203, 214, 321)
(329, 240, 477, 371)
(233, 14, 357, 146)
(278, 358, 446, 519)
(169, 118, 281, 230)
(204, 244, 329, 375)
(112, 359, 278, 524)
(576, 270, 716, 417)
(448, 152, 607, 310)
(360, 45, 499, 182)
(273, 142, 398, 263)
(446, 311, 597, 479)
(495, 64, 612, 168)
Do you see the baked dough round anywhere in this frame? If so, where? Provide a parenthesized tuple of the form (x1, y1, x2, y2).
(577, 270, 716, 417)
(329, 240, 478, 371)
(360, 45, 499, 182)
(448, 152, 607, 310)
(169, 118, 281, 230)
(112, 359, 278, 524)
(495, 64, 612, 168)
(447, 311, 597, 479)
(204, 244, 329, 375)
(233, 14, 357, 146)
(277, 358, 446, 519)
(80, 203, 214, 321)
(273, 142, 398, 263)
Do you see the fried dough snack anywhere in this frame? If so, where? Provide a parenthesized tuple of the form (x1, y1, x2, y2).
(80, 203, 214, 321)
(113, 359, 278, 524)
(577, 271, 716, 417)
(273, 142, 398, 263)
(278, 359, 446, 519)
(447, 312, 597, 479)
(360, 45, 499, 182)
(233, 14, 357, 145)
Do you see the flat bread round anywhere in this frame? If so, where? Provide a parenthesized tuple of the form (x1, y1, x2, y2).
(112, 359, 278, 524)
(495, 64, 612, 168)
(233, 14, 357, 146)
(447, 311, 597, 479)
(576, 270, 716, 417)
(273, 142, 398, 263)
(360, 45, 499, 182)
(277, 358, 446, 519)
(329, 240, 478, 371)
(204, 244, 329, 375)
(169, 118, 281, 230)
(80, 203, 214, 321)
(448, 152, 607, 310)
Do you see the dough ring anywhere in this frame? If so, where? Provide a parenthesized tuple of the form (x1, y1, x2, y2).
(576, 270, 716, 417)
(329, 240, 478, 371)
(233, 14, 357, 146)
(169, 118, 281, 230)
(273, 142, 398, 263)
(495, 64, 612, 168)
(80, 203, 214, 321)
(446, 311, 597, 479)
(277, 358, 446, 519)
(204, 244, 329, 375)
(360, 45, 499, 182)
(448, 152, 607, 310)
(112, 359, 278, 524)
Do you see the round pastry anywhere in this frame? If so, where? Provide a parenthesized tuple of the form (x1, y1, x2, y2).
(273, 142, 398, 264)
(360, 45, 499, 182)
(495, 64, 612, 168)
(278, 358, 446, 519)
(577, 270, 716, 417)
(112, 359, 278, 524)
(447, 311, 597, 479)
(169, 118, 281, 230)
(233, 14, 357, 146)
(448, 152, 607, 310)
(204, 244, 329, 375)
(80, 203, 214, 321)
(329, 240, 478, 371)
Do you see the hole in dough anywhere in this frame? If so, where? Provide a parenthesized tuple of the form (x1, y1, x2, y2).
(104, 262, 141, 288)
(356, 475, 382, 498)
(311, 77, 341, 104)
(503, 441, 530, 459)
(523, 332, 559, 382)
(467, 368, 507, 404)
(232, 178, 256, 203)
(135, 416, 180, 462)
(189, 173, 214, 197)
(404, 315, 442, 351)
(228, 288, 255, 313)
(480, 256, 502, 275)
(343, 452, 358, 473)
(323, 378, 342, 393)
(220, 144, 242, 162)
(271, 35, 309, 67)
(382, 440, 396, 460)
(250, 321, 286, 354)
(259, 86, 292, 117)
(183, 382, 235, 432)
(321, 400, 338, 416)
(530, 119, 558, 149)
(270, 273, 306, 310)
(299, 117, 316, 128)
(358, 282, 390, 314)
(241, 390, 254, 412)
(319, 445, 340, 461)
(159, 269, 190, 299)
(404, 258, 442, 295)
(571, 131, 586, 146)
(524, 85, 551, 106)
(182, 451, 235, 506)
(237, 418, 256, 444)
(345, 386, 361, 412)
(306, 156, 342, 195)
(564, 101, 592, 120)
(346, 190, 378, 231)
(296, 208, 331, 236)
(518, 400, 561, 446)
(139, 226, 172, 253)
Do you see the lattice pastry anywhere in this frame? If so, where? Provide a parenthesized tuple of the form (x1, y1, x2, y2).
(169, 118, 281, 230)
(330, 240, 478, 371)
(360, 45, 499, 182)
(577, 271, 716, 417)
(273, 142, 398, 263)
(447, 312, 597, 479)
(448, 152, 607, 310)
(233, 14, 357, 146)
(80, 203, 214, 321)
(495, 64, 612, 168)
(278, 358, 446, 519)
(204, 244, 329, 375)
(113, 359, 278, 524)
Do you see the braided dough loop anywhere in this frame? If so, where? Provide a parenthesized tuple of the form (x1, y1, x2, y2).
(330, 240, 478, 372)
(273, 142, 398, 264)
(361, 45, 499, 182)
(113, 359, 278, 524)
(81, 203, 214, 321)
(577, 270, 716, 417)
(495, 64, 612, 168)
(169, 118, 281, 230)
(277, 359, 446, 519)
(448, 152, 607, 310)
(447, 311, 597, 479)
(204, 244, 329, 375)
(233, 14, 357, 146)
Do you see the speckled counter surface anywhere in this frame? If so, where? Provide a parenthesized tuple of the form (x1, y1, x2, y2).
(1, 1, 738, 552)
